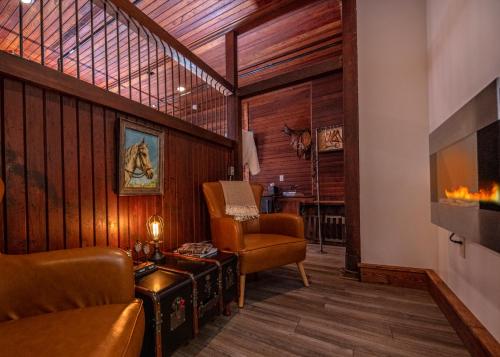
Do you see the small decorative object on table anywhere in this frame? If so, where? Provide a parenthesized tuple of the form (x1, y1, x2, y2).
(147, 214, 166, 264)
(133, 261, 157, 279)
(135, 269, 193, 356)
(175, 242, 217, 258)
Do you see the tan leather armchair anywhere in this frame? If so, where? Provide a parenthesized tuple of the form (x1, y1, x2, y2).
(203, 182, 309, 308)
(0, 247, 145, 357)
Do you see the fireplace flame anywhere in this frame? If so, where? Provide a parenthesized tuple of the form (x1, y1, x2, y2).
(445, 183, 500, 204)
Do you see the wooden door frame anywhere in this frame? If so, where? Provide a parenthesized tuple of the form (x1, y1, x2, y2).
(227, 0, 361, 274)
(342, 0, 361, 274)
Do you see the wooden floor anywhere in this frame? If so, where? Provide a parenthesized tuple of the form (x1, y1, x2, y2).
(174, 245, 470, 357)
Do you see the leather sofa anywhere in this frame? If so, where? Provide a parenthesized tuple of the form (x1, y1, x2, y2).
(203, 182, 309, 308)
(0, 247, 145, 357)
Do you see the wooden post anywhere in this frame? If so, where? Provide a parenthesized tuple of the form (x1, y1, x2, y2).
(342, 0, 361, 274)
(225, 31, 242, 179)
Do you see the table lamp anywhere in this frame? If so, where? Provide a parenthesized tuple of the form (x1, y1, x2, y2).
(147, 214, 165, 264)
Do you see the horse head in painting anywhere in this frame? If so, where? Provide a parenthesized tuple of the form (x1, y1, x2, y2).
(123, 138, 154, 186)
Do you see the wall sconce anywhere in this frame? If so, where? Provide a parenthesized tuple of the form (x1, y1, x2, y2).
(147, 214, 165, 264)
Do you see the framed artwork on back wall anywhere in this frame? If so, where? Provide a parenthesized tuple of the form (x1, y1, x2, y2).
(118, 117, 164, 195)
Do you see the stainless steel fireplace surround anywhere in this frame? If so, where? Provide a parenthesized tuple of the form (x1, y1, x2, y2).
(430, 78, 500, 253)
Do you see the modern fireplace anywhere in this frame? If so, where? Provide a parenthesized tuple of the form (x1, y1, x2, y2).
(430, 78, 500, 253)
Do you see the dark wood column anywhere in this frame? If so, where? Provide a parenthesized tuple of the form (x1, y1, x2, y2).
(342, 0, 361, 274)
(225, 31, 242, 179)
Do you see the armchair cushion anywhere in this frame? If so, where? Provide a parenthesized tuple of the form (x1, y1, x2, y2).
(0, 248, 144, 357)
(240, 234, 306, 274)
(259, 213, 304, 238)
(0, 247, 134, 321)
(210, 217, 245, 251)
(0, 300, 145, 357)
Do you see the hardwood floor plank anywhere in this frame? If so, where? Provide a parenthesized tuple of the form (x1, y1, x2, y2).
(173, 245, 470, 357)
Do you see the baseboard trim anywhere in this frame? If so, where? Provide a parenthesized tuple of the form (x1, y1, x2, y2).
(358, 263, 428, 290)
(359, 263, 500, 357)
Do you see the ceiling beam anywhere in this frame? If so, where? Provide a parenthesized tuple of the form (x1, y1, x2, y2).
(234, 0, 323, 35)
(185, 0, 329, 51)
(237, 57, 342, 98)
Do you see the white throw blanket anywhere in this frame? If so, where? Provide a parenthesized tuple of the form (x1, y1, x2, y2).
(242, 130, 261, 175)
(220, 180, 259, 222)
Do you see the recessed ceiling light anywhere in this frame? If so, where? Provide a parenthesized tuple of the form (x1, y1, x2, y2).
(177, 86, 185, 92)
(21, 0, 33, 4)
(192, 104, 198, 111)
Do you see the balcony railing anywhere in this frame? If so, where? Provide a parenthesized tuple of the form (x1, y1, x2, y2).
(0, 0, 232, 136)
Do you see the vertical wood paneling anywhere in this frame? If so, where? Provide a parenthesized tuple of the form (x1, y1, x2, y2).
(247, 83, 312, 195)
(0, 78, 4, 253)
(92, 105, 107, 247)
(245, 73, 344, 201)
(62, 96, 80, 249)
(0, 76, 233, 254)
(105, 109, 119, 248)
(45, 90, 64, 250)
(4, 79, 27, 254)
(78, 101, 95, 247)
(312, 73, 344, 200)
(25, 84, 47, 252)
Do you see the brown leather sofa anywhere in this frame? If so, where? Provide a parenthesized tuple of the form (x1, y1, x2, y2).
(0, 247, 145, 357)
(203, 182, 309, 308)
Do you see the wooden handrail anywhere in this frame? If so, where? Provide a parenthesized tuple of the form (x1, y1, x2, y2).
(108, 0, 234, 94)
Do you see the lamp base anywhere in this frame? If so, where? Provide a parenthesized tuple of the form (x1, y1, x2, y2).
(148, 241, 166, 265)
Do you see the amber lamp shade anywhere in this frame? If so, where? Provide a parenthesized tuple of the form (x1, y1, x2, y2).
(146, 215, 165, 264)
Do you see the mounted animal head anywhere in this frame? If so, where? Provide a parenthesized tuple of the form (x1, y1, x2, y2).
(282, 124, 312, 160)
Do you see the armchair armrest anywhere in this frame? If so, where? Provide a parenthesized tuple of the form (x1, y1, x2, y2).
(0, 247, 134, 322)
(259, 213, 305, 239)
(210, 217, 245, 252)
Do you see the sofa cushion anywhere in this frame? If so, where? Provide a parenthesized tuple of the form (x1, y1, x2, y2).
(240, 234, 307, 274)
(0, 300, 144, 357)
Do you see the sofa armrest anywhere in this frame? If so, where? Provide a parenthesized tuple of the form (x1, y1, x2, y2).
(0, 247, 134, 322)
(259, 213, 305, 239)
(210, 217, 245, 252)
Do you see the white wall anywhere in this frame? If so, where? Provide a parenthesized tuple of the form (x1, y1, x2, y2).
(427, 0, 500, 341)
(357, 0, 437, 268)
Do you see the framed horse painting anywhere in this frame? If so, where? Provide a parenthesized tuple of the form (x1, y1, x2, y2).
(118, 118, 164, 195)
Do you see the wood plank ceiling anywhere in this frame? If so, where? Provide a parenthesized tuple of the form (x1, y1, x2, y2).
(131, 0, 342, 85)
(0, 0, 341, 98)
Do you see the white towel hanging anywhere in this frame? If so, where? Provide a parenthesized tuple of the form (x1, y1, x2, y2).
(242, 129, 261, 175)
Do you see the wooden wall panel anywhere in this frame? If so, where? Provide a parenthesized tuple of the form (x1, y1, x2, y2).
(62, 96, 80, 249)
(312, 73, 344, 200)
(92, 106, 108, 247)
(245, 73, 344, 200)
(0, 76, 233, 254)
(78, 101, 95, 248)
(25, 84, 47, 252)
(45, 91, 64, 250)
(4, 79, 27, 254)
(0, 76, 4, 253)
(247, 83, 312, 195)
